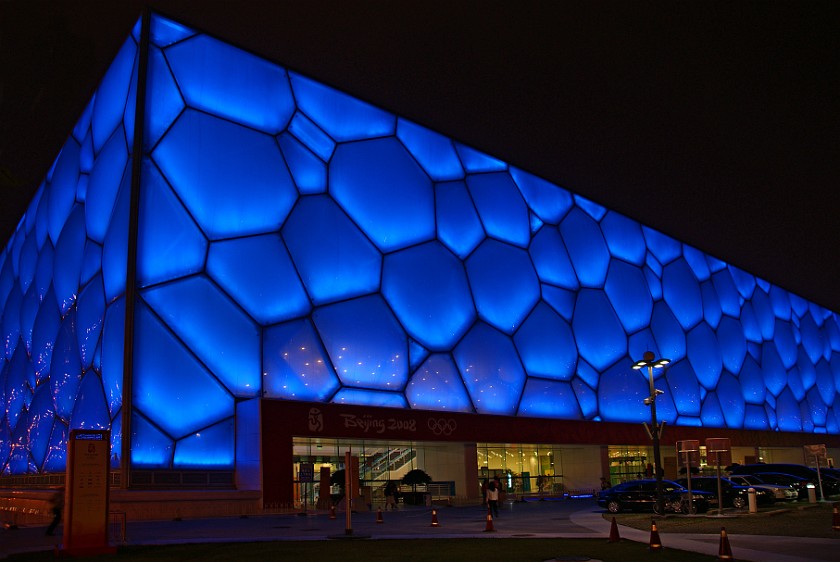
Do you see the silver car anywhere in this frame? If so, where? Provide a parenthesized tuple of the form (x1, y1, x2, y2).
(728, 474, 798, 501)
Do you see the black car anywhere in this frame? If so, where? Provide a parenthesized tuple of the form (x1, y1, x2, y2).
(676, 476, 774, 508)
(730, 464, 840, 498)
(597, 479, 710, 514)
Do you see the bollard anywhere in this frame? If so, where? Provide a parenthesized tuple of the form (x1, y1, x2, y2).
(807, 483, 817, 504)
(430, 509, 440, 527)
(747, 487, 757, 513)
(832, 502, 840, 531)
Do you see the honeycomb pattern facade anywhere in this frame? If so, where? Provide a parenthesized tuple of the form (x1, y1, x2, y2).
(1, 14, 840, 474)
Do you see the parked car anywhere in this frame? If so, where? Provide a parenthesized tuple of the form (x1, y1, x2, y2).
(676, 476, 774, 508)
(597, 479, 711, 514)
(727, 474, 798, 501)
(736, 472, 810, 500)
(730, 464, 840, 498)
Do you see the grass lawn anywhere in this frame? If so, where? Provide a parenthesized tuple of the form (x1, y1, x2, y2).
(6, 538, 718, 562)
(605, 501, 840, 539)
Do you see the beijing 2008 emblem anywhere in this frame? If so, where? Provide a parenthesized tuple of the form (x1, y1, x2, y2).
(308, 408, 324, 432)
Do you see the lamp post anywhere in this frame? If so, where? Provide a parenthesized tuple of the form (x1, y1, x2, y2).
(632, 351, 670, 514)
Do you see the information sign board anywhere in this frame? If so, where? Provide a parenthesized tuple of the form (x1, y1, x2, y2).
(62, 429, 114, 555)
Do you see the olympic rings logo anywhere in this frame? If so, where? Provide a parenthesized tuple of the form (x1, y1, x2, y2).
(427, 418, 457, 436)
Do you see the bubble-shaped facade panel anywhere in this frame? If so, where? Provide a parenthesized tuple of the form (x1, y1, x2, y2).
(208, 234, 310, 326)
(601, 211, 646, 265)
(290, 72, 396, 141)
(739, 356, 766, 405)
(514, 302, 577, 381)
(382, 242, 475, 351)
(142, 276, 261, 397)
(332, 389, 408, 408)
(455, 143, 507, 173)
(166, 34, 294, 133)
(47, 139, 81, 245)
(717, 373, 746, 428)
(729, 266, 756, 300)
(572, 289, 627, 372)
(277, 133, 327, 195)
(687, 322, 723, 390)
(76, 275, 105, 370)
(466, 240, 539, 334)
(331, 138, 434, 252)
(597, 360, 649, 423)
(131, 413, 174, 468)
(650, 302, 687, 363)
(466, 173, 530, 248)
(406, 354, 473, 412)
(397, 119, 464, 181)
(435, 181, 485, 259)
(518, 379, 581, 419)
(664, 360, 701, 416)
(53, 205, 87, 315)
(453, 322, 526, 416)
(282, 195, 381, 305)
(509, 166, 573, 224)
(173, 419, 235, 469)
(85, 127, 129, 243)
(642, 226, 682, 265)
(559, 208, 610, 288)
(313, 295, 408, 391)
(137, 160, 207, 287)
(50, 312, 82, 420)
(529, 227, 579, 290)
(153, 109, 297, 240)
(144, 45, 186, 149)
(762, 343, 787, 397)
(70, 371, 111, 430)
(287, 112, 335, 161)
(133, 302, 234, 440)
(700, 280, 723, 329)
(711, 269, 741, 318)
(604, 260, 653, 333)
(662, 258, 703, 331)
(91, 36, 136, 152)
(263, 318, 340, 402)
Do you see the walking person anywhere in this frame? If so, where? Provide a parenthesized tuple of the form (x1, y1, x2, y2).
(384, 480, 398, 511)
(486, 480, 499, 518)
(45, 487, 64, 536)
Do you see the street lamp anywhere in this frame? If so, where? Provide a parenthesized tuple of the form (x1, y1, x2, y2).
(632, 351, 670, 513)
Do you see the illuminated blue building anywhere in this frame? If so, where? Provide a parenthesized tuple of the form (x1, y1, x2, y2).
(1, 12, 839, 506)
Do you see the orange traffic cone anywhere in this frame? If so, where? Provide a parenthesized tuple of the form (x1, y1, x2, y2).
(430, 509, 440, 527)
(329, 505, 336, 520)
(608, 516, 621, 542)
(376, 507, 384, 524)
(649, 519, 662, 551)
(484, 508, 496, 533)
(832, 502, 840, 531)
(718, 527, 733, 560)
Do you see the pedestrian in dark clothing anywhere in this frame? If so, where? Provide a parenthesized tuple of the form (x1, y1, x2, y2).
(45, 488, 64, 536)
(384, 480, 398, 510)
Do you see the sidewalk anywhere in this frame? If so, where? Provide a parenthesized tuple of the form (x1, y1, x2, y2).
(2, 499, 837, 561)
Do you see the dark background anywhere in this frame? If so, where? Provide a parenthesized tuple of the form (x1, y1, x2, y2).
(1, 1, 838, 311)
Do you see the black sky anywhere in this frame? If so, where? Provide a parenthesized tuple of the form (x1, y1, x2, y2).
(1, 1, 838, 311)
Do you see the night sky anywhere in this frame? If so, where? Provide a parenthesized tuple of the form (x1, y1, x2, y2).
(1, 1, 838, 311)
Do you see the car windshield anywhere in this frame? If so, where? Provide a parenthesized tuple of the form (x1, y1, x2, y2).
(736, 475, 761, 484)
